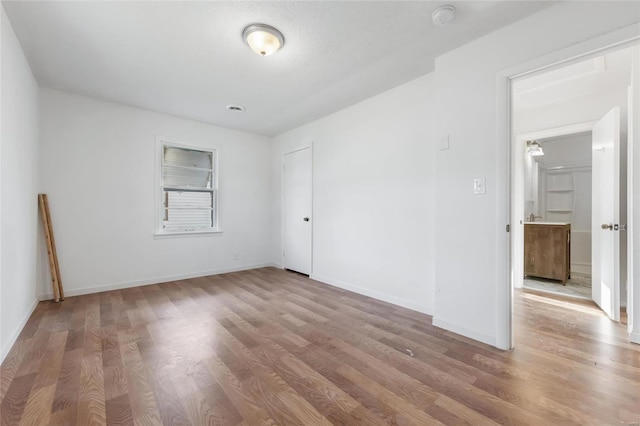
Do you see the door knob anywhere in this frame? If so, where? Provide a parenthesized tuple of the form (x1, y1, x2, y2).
(601, 223, 613, 230)
(303, 217, 310, 222)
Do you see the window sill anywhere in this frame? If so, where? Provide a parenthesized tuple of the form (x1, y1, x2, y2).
(154, 229, 223, 239)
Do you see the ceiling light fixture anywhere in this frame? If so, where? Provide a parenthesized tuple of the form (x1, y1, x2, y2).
(432, 5, 456, 26)
(242, 24, 284, 57)
(526, 140, 544, 156)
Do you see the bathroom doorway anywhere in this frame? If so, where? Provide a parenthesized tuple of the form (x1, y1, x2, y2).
(522, 131, 593, 299)
(511, 46, 633, 319)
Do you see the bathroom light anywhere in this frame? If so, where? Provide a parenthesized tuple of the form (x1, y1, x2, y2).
(242, 24, 284, 56)
(527, 140, 544, 156)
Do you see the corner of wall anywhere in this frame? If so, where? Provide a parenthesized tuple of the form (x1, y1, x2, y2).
(0, 298, 39, 363)
(1, 5, 43, 364)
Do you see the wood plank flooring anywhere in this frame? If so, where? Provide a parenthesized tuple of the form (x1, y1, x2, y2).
(1, 267, 639, 425)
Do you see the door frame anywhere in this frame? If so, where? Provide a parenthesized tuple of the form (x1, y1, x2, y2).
(281, 144, 313, 274)
(496, 24, 640, 350)
(512, 122, 596, 291)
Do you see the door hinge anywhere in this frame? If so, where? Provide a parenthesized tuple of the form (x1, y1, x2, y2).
(506, 224, 510, 233)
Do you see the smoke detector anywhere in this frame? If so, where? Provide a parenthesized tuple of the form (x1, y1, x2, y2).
(432, 5, 456, 26)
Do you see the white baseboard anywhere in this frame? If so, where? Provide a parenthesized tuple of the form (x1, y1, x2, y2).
(571, 262, 591, 276)
(39, 262, 279, 300)
(309, 274, 434, 316)
(432, 317, 496, 348)
(631, 330, 640, 345)
(1, 297, 39, 364)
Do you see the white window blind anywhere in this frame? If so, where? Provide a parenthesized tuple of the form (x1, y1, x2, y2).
(160, 144, 217, 232)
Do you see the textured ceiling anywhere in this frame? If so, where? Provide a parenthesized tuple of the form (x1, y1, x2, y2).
(4, 1, 554, 136)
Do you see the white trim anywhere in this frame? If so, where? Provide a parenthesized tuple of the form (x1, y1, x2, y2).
(507, 26, 640, 82)
(283, 145, 313, 156)
(631, 331, 640, 345)
(571, 262, 592, 276)
(496, 67, 511, 350)
(518, 121, 597, 142)
(499, 24, 640, 350)
(432, 318, 496, 348)
(38, 263, 278, 300)
(310, 274, 435, 316)
(1, 297, 39, 364)
(541, 164, 592, 173)
(154, 229, 223, 238)
(155, 136, 221, 236)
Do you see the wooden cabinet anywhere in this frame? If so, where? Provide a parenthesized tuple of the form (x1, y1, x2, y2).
(524, 223, 571, 284)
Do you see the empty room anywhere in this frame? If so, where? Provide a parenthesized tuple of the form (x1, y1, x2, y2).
(1, 1, 639, 425)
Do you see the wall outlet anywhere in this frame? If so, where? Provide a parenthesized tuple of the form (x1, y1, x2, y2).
(232, 252, 239, 261)
(473, 177, 486, 194)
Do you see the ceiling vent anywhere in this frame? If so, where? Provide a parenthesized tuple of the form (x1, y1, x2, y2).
(226, 104, 245, 112)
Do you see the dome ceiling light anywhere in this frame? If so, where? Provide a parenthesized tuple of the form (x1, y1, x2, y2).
(242, 24, 285, 57)
(432, 5, 456, 26)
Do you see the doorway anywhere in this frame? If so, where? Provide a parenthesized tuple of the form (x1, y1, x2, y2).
(521, 130, 594, 300)
(511, 47, 634, 323)
(283, 147, 312, 275)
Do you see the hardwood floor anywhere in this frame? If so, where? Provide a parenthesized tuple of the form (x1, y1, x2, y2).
(1, 267, 639, 425)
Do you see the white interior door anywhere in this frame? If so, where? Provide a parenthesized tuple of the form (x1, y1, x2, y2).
(283, 148, 312, 275)
(592, 107, 621, 321)
(627, 46, 639, 335)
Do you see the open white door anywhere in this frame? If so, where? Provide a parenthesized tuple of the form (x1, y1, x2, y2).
(628, 46, 639, 338)
(592, 107, 621, 321)
(283, 148, 312, 275)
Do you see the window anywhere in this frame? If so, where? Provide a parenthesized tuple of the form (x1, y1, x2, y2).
(157, 140, 219, 234)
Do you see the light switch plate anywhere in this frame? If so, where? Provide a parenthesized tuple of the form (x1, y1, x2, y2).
(473, 177, 486, 194)
(439, 134, 450, 150)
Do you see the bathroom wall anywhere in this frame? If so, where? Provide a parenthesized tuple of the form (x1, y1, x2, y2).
(537, 133, 592, 275)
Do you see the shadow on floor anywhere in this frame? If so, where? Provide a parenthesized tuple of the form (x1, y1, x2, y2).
(523, 274, 591, 299)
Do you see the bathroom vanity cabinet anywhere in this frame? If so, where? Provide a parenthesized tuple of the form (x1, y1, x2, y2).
(524, 223, 571, 284)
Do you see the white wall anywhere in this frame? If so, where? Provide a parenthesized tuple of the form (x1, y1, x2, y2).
(433, 1, 640, 347)
(271, 74, 437, 314)
(538, 134, 592, 274)
(1, 6, 41, 362)
(515, 91, 629, 136)
(38, 89, 273, 297)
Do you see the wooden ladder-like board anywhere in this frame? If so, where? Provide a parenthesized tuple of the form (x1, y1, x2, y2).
(38, 194, 64, 302)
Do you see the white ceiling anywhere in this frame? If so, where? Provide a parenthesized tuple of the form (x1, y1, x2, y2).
(4, 1, 553, 136)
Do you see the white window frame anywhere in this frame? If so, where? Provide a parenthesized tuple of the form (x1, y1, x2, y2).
(155, 136, 221, 237)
